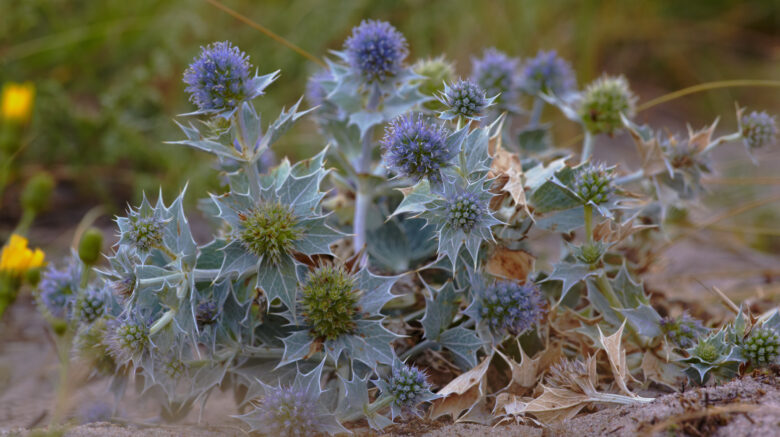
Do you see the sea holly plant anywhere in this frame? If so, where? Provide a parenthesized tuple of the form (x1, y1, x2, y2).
(33, 17, 780, 434)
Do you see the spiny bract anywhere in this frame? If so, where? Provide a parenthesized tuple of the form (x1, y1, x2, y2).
(382, 114, 452, 183)
(301, 266, 359, 341)
(238, 201, 302, 264)
(578, 75, 636, 135)
(343, 20, 409, 83)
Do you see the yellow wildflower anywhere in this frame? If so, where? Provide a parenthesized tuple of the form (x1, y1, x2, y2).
(0, 234, 45, 277)
(1, 82, 35, 123)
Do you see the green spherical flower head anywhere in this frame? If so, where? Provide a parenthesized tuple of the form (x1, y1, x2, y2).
(744, 326, 780, 367)
(78, 228, 104, 266)
(578, 76, 636, 135)
(412, 56, 456, 109)
(128, 216, 164, 252)
(575, 242, 603, 265)
(164, 358, 185, 379)
(301, 266, 359, 341)
(21, 172, 54, 215)
(574, 163, 614, 204)
(239, 201, 302, 264)
(447, 192, 481, 232)
(116, 321, 149, 357)
(694, 341, 719, 363)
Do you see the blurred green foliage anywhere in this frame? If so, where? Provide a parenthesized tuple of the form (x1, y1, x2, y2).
(0, 0, 777, 212)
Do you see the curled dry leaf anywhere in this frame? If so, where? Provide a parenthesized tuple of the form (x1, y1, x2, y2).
(484, 247, 535, 283)
(489, 142, 530, 216)
(592, 218, 655, 244)
(626, 124, 666, 176)
(686, 119, 719, 154)
(430, 353, 492, 421)
(597, 321, 640, 397)
(495, 341, 563, 395)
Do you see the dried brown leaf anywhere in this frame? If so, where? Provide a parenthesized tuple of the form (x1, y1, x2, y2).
(490, 142, 530, 216)
(687, 119, 719, 154)
(484, 248, 535, 283)
(430, 354, 492, 420)
(524, 385, 591, 422)
(627, 127, 666, 175)
(593, 218, 655, 244)
(597, 321, 637, 397)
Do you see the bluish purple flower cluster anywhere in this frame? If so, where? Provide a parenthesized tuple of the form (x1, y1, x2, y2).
(520, 50, 576, 96)
(480, 281, 545, 336)
(344, 20, 408, 82)
(443, 79, 488, 119)
(382, 114, 452, 183)
(196, 300, 219, 328)
(38, 258, 81, 319)
(386, 362, 431, 410)
(254, 385, 320, 437)
(79, 285, 106, 323)
(183, 41, 253, 113)
(447, 191, 482, 232)
(741, 110, 777, 149)
(471, 48, 520, 109)
(659, 312, 705, 348)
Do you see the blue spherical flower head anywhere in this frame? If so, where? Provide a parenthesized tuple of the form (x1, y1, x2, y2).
(305, 68, 334, 108)
(236, 360, 347, 436)
(659, 312, 706, 349)
(106, 316, 150, 366)
(740, 110, 777, 149)
(38, 255, 82, 319)
(183, 41, 273, 116)
(377, 357, 438, 419)
(438, 79, 492, 121)
(467, 277, 545, 341)
(382, 114, 453, 183)
(520, 50, 577, 96)
(344, 20, 409, 83)
(470, 48, 520, 111)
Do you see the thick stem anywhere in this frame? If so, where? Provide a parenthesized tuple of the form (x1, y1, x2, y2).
(583, 204, 594, 244)
(352, 86, 381, 260)
(580, 131, 594, 164)
(529, 97, 544, 127)
(341, 394, 395, 423)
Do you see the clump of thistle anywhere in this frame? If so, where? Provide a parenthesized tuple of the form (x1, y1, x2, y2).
(471, 48, 520, 110)
(683, 328, 742, 385)
(37, 257, 81, 319)
(475, 280, 545, 338)
(578, 75, 636, 135)
(78, 286, 106, 324)
(106, 317, 150, 365)
(381, 114, 452, 183)
(195, 300, 218, 328)
(660, 312, 707, 348)
(238, 201, 302, 264)
(183, 41, 255, 114)
(343, 20, 408, 83)
(378, 358, 437, 419)
(743, 326, 780, 367)
(740, 110, 777, 149)
(438, 79, 490, 120)
(412, 56, 456, 100)
(300, 266, 359, 341)
(127, 216, 165, 253)
(447, 191, 482, 232)
(520, 50, 577, 96)
(574, 163, 615, 205)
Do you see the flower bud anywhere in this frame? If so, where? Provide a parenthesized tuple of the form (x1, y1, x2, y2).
(578, 75, 636, 135)
(21, 172, 54, 215)
(78, 228, 103, 266)
(301, 266, 358, 341)
(744, 326, 780, 367)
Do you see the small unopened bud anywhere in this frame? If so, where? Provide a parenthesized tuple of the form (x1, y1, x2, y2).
(21, 172, 54, 215)
(78, 228, 103, 266)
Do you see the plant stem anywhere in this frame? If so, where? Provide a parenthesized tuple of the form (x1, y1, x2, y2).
(580, 131, 594, 164)
(341, 394, 395, 423)
(352, 86, 381, 261)
(529, 97, 544, 127)
(583, 204, 593, 244)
